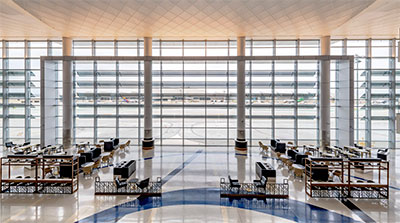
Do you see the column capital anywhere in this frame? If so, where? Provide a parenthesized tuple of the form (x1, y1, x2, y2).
(62, 37, 72, 56)
(320, 36, 331, 56)
(237, 36, 245, 56)
(144, 37, 152, 57)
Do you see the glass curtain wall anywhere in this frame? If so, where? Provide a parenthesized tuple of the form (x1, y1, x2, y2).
(152, 40, 237, 146)
(246, 40, 320, 146)
(1, 40, 62, 145)
(331, 39, 398, 149)
(3, 38, 398, 148)
(72, 40, 143, 145)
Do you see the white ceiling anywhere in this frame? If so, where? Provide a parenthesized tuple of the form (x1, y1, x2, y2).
(0, 0, 399, 39)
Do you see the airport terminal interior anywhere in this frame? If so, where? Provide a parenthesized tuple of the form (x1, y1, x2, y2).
(1, 0, 400, 222)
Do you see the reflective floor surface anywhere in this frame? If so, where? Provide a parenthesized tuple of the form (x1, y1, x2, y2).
(0, 146, 399, 222)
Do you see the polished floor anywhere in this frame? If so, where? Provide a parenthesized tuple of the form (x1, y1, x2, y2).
(0, 145, 398, 223)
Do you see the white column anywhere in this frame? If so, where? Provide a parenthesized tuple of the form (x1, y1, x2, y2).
(143, 37, 154, 149)
(236, 37, 247, 149)
(143, 148, 154, 180)
(62, 37, 73, 149)
(320, 36, 331, 149)
(236, 154, 247, 183)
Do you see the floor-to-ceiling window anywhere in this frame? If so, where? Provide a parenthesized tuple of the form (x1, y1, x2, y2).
(331, 39, 398, 149)
(2, 38, 398, 148)
(72, 40, 143, 145)
(246, 40, 320, 146)
(1, 40, 61, 145)
(152, 40, 236, 146)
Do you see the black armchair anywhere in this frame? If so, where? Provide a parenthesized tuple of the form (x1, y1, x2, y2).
(136, 178, 150, 192)
(275, 142, 286, 153)
(81, 152, 93, 162)
(377, 148, 389, 161)
(253, 176, 267, 191)
(5, 142, 16, 149)
(115, 177, 128, 190)
(228, 175, 240, 191)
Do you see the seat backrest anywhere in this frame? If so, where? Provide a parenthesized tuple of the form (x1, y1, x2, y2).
(82, 152, 93, 162)
(104, 141, 114, 151)
(138, 178, 150, 189)
(261, 176, 267, 186)
(270, 140, 276, 147)
(276, 142, 286, 152)
(78, 155, 86, 166)
(228, 175, 233, 184)
(288, 149, 298, 160)
(91, 147, 101, 158)
(115, 177, 121, 187)
(5, 142, 12, 147)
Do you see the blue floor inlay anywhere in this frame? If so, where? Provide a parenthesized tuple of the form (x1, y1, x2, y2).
(161, 149, 203, 185)
(77, 187, 360, 223)
(76, 150, 361, 223)
(340, 198, 376, 223)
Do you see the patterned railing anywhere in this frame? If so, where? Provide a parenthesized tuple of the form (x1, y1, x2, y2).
(308, 185, 388, 199)
(220, 178, 289, 198)
(1, 182, 76, 194)
(95, 177, 162, 195)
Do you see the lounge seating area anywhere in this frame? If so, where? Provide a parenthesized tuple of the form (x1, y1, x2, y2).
(220, 175, 289, 199)
(263, 139, 390, 182)
(0, 155, 79, 194)
(257, 139, 390, 200)
(74, 138, 132, 175)
(0, 137, 137, 194)
(6, 141, 63, 156)
(94, 176, 162, 196)
(304, 157, 389, 199)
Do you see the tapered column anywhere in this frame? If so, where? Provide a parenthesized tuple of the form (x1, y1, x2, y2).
(62, 37, 73, 149)
(142, 37, 154, 149)
(235, 37, 247, 150)
(320, 36, 331, 149)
